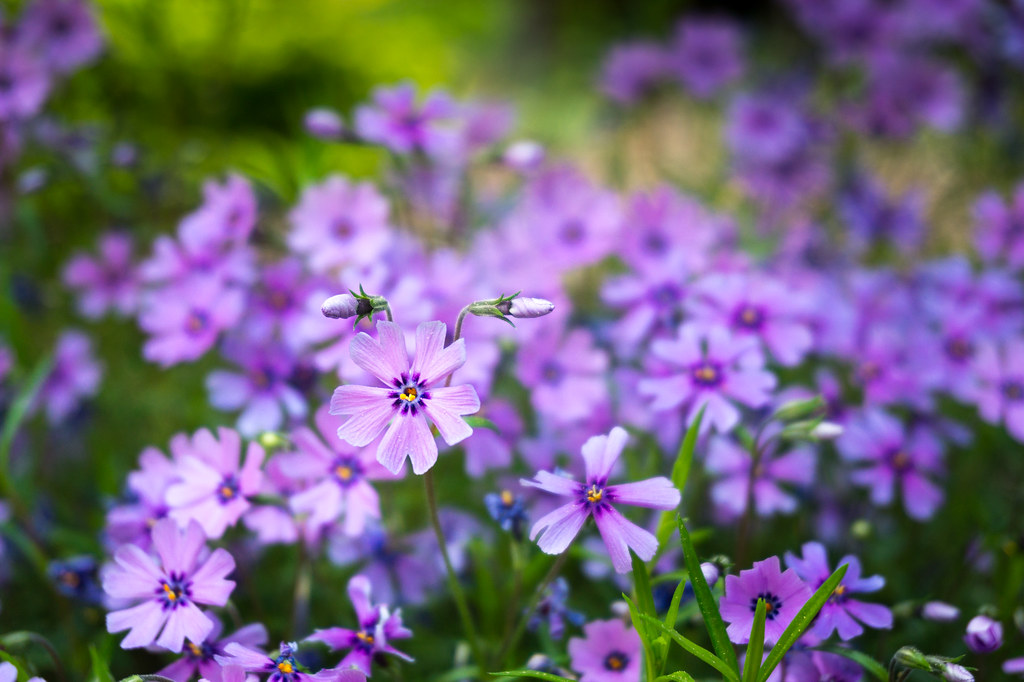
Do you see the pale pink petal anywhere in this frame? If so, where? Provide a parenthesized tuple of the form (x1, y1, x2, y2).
(422, 401, 472, 445)
(607, 477, 680, 510)
(378, 414, 437, 475)
(594, 506, 658, 573)
(108, 600, 167, 649)
(153, 519, 206, 575)
(581, 426, 629, 482)
(332, 387, 396, 446)
(521, 470, 580, 496)
(157, 602, 214, 653)
(529, 502, 588, 555)
(189, 548, 236, 606)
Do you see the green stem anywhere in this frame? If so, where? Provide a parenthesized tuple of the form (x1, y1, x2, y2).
(292, 544, 312, 635)
(384, 304, 394, 322)
(496, 550, 570, 666)
(445, 305, 472, 388)
(423, 469, 485, 674)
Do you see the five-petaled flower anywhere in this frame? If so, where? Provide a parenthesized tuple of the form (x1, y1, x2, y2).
(719, 556, 812, 646)
(330, 320, 481, 475)
(522, 426, 681, 573)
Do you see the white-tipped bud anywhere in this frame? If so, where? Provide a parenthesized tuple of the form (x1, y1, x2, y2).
(321, 294, 361, 319)
(503, 140, 545, 171)
(304, 107, 345, 140)
(923, 601, 961, 623)
(700, 562, 720, 586)
(940, 663, 974, 682)
(501, 297, 555, 319)
(810, 421, 844, 440)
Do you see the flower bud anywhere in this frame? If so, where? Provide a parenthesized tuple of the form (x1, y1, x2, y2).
(503, 139, 545, 171)
(893, 646, 931, 671)
(939, 663, 974, 682)
(964, 615, 1003, 653)
(700, 562, 720, 586)
(810, 421, 843, 440)
(304, 107, 345, 140)
(498, 297, 555, 319)
(321, 294, 368, 319)
(923, 601, 960, 623)
(772, 395, 825, 422)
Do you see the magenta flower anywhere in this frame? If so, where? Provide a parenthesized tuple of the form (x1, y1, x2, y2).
(638, 323, 776, 434)
(282, 406, 395, 536)
(354, 82, 460, 158)
(165, 428, 265, 540)
(105, 440, 185, 550)
(104, 519, 236, 652)
(522, 426, 680, 573)
(330, 320, 480, 475)
(567, 618, 642, 682)
(784, 542, 892, 640)
(62, 231, 140, 319)
(217, 641, 365, 681)
(156, 615, 268, 682)
(720, 556, 812, 645)
(308, 574, 413, 675)
(705, 433, 815, 520)
(973, 184, 1024, 269)
(178, 174, 257, 251)
(139, 279, 245, 367)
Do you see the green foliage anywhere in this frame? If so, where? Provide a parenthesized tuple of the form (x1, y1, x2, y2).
(741, 599, 766, 682)
(653, 406, 705, 560)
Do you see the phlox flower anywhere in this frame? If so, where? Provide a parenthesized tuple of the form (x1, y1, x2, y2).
(460, 398, 523, 478)
(330, 320, 480, 475)
(784, 650, 863, 682)
(165, 428, 265, 539)
(784, 542, 892, 640)
(522, 426, 680, 573)
(139, 278, 245, 367)
(974, 184, 1024, 270)
(720, 556, 812, 645)
(308, 574, 412, 675)
(0, 44, 50, 121)
(62, 231, 140, 319)
(639, 323, 776, 434)
(599, 41, 669, 104)
(567, 619, 642, 682)
(515, 324, 609, 426)
(157, 615, 268, 682)
(529, 577, 585, 639)
(0, 661, 44, 682)
(177, 174, 257, 250)
(669, 17, 745, 98)
(36, 329, 101, 424)
(975, 338, 1024, 441)
(104, 519, 235, 652)
(106, 439, 188, 550)
(326, 523, 440, 606)
(354, 82, 461, 158)
(18, 0, 103, 73)
(217, 641, 365, 681)
(705, 433, 815, 520)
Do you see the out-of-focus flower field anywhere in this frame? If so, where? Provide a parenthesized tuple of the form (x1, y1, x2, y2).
(2, 1, 1024, 681)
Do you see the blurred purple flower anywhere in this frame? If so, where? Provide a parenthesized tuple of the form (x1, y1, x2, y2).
(838, 174, 926, 255)
(785, 650, 863, 682)
(973, 184, 1024, 270)
(599, 41, 669, 104)
(516, 325, 609, 426)
(206, 341, 307, 436)
(139, 279, 245, 366)
(720, 556, 812, 645)
(217, 641, 364, 681)
(18, 0, 103, 73)
(529, 577, 585, 639)
(304, 107, 344, 140)
(157, 616, 267, 682)
(37, 329, 101, 424)
(0, 44, 50, 120)
(705, 432, 815, 519)
(62, 231, 140, 319)
(975, 338, 1024, 441)
(355, 82, 460, 158)
(669, 18, 744, 98)
(567, 618, 642, 682)
(964, 615, 1003, 653)
(461, 398, 523, 477)
(178, 174, 257, 251)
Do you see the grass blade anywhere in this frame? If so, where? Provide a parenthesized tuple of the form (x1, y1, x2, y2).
(655, 673, 697, 682)
(641, 615, 740, 682)
(742, 599, 766, 682)
(490, 671, 576, 682)
(654, 406, 705, 557)
(664, 578, 687, 628)
(677, 517, 739, 676)
(756, 563, 849, 682)
(623, 594, 659, 681)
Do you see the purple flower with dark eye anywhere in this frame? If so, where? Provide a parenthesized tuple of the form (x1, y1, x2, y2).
(105, 439, 189, 551)
(280, 406, 395, 537)
(850, 54, 963, 138)
(784, 542, 892, 640)
(287, 175, 392, 274)
(726, 93, 810, 165)
(515, 324, 609, 426)
(617, 186, 724, 273)
(103, 519, 236, 652)
(164, 427, 265, 540)
(139, 279, 245, 367)
(522, 426, 680, 573)
(974, 338, 1024, 441)
(0, 44, 50, 121)
(964, 615, 1003, 653)
(705, 433, 815, 520)
(687, 273, 814, 367)
(838, 173, 926, 255)
(837, 409, 945, 520)
(669, 17, 744, 98)
(330, 320, 480, 475)
(973, 184, 1024, 270)
(354, 82, 460, 158)
(37, 329, 101, 424)
(178, 174, 257, 251)
(785, 650, 863, 682)
(567, 618, 642, 682)
(602, 266, 690, 359)
(156, 615, 268, 682)
(308, 574, 412, 675)
(62, 231, 140, 319)
(599, 41, 670, 104)
(216, 641, 365, 681)
(18, 0, 103, 73)
(639, 323, 776, 435)
(529, 577, 585, 639)
(720, 556, 812, 645)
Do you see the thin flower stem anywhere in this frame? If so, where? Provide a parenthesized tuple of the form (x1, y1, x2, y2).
(444, 304, 473, 388)
(735, 437, 767, 568)
(423, 469, 485, 674)
(384, 304, 394, 322)
(496, 550, 570, 666)
(292, 543, 312, 636)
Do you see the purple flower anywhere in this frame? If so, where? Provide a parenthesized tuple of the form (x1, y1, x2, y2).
(287, 175, 392, 274)
(485, 489, 528, 538)
(216, 641, 365, 681)
(164, 428, 265, 540)
(18, 0, 103, 73)
(964, 615, 1003, 653)
(178, 174, 257, 251)
(522, 426, 680, 573)
(354, 82, 460, 158)
(720, 556, 813, 645)
(529, 577, 585, 639)
(330, 320, 480, 475)
(669, 18, 745, 98)
(105, 440, 187, 550)
(206, 342, 307, 437)
(599, 41, 670, 104)
(62, 231, 140, 319)
(976, 338, 1024, 441)
(974, 184, 1024, 269)
(784, 542, 892, 640)
(638, 323, 776, 434)
(308, 574, 412, 675)
(1004, 657, 1024, 676)
(281, 406, 395, 537)
(726, 93, 811, 165)
(37, 329, 101, 424)
(705, 434, 815, 519)
(461, 398, 523, 477)
(785, 650, 863, 682)
(567, 618, 642, 682)
(850, 54, 964, 138)
(515, 324, 609, 426)
(304, 107, 345, 140)
(838, 174, 926, 255)
(617, 186, 724, 273)
(602, 267, 689, 359)
(104, 519, 236, 652)
(327, 522, 441, 606)
(0, 661, 43, 682)
(0, 44, 50, 121)
(837, 409, 945, 520)
(157, 616, 268, 682)
(139, 279, 245, 367)
(922, 601, 960, 622)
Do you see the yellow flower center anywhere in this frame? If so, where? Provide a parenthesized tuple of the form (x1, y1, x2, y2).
(336, 465, 353, 481)
(277, 661, 294, 674)
(188, 642, 203, 657)
(219, 485, 235, 499)
(607, 655, 624, 669)
(399, 386, 419, 402)
(586, 484, 603, 503)
(834, 584, 847, 596)
(357, 631, 375, 645)
(162, 583, 179, 600)
(500, 490, 514, 506)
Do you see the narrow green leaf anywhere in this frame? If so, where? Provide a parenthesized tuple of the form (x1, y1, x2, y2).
(640, 615, 740, 682)
(489, 670, 576, 681)
(677, 517, 739, 676)
(632, 551, 658, 624)
(756, 563, 849, 682)
(90, 645, 116, 682)
(819, 646, 888, 682)
(654, 407, 706, 557)
(742, 599, 766, 682)
(655, 673, 697, 682)
(664, 578, 687, 628)
(0, 355, 53, 470)
(623, 594, 659, 682)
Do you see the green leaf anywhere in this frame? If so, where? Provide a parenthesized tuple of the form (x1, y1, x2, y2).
(664, 578, 687, 629)
(489, 670, 576, 681)
(742, 599, 767, 682)
(677, 517, 739, 676)
(0, 355, 53, 471)
(464, 416, 500, 433)
(653, 407, 705, 558)
(819, 646, 888, 682)
(756, 563, 849, 682)
(640, 615, 740, 682)
(654, 673, 697, 682)
(90, 645, 116, 682)
(623, 593, 659, 682)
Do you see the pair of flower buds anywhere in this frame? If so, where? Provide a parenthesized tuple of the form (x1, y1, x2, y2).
(321, 291, 555, 321)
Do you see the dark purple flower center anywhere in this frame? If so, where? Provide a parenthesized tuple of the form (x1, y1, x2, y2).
(332, 217, 354, 238)
(185, 310, 209, 336)
(184, 639, 216, 662)
(733, 304, 764, 330)
(267, 289, 292, 312)
(885, 449, 913, 474)
(750, 591, 782, 620)
(389, 372, 430, 416)
(559, 220, 586, 245)
(332, 456, 363, 487)
(943, 336, 973, 363)
(217, 475, 240, 503)
(354, 629, 376, 652)
(691, 360, 723, 387)
(1002, 380, 1024, 402)
(642, 229, 667, 254)
(858, 361, 882, 383)
(50, 15, 73, 37)
(603, 651, 630, 672)
(0, 73, 13, 93)
(830, 583, 849, 604)
(541, 360, 564, 384)
(652, 283, 682, 307)
(156, 571, 192, 610)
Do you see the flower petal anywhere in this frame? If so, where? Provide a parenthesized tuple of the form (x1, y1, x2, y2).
(378, 414, 437, 475)
(594, 506, 658, 573)
(581, 426, 629, 483)
(607, 476, 680, 510)
(529, 502, 588, 555)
